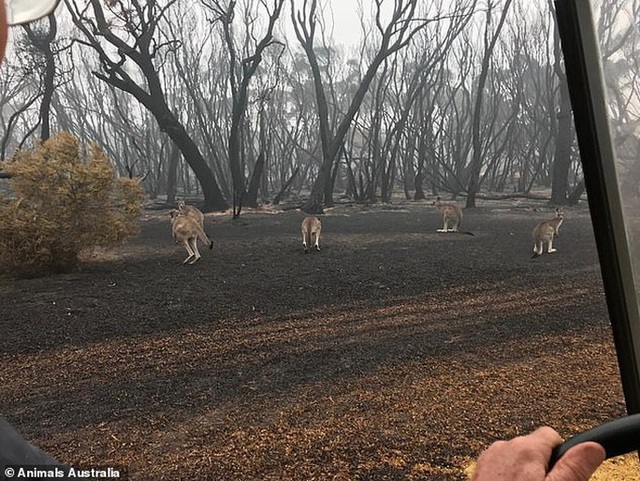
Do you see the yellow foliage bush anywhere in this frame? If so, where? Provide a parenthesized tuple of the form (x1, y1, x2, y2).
(0, 132, 145, 277)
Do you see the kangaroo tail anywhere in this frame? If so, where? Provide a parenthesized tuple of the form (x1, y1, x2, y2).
(461, 231, 475, 236)
(532, 252, 541, 259)
(194, 223, 212, 249)
(205, 230, 214, 249)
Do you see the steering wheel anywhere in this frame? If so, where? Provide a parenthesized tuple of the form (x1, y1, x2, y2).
(550, 414, 640, 467)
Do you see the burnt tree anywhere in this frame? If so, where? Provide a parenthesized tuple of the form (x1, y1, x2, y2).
(204, 0, 285, 218)
(66, 0, 228, 211)
(291, 0, 439, 214)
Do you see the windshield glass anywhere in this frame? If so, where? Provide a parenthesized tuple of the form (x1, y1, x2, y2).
(594, 0, 640, 299)
(0, 0, 638, 479)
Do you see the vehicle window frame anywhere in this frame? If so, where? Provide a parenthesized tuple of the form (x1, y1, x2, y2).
(556, 0, 640, 415)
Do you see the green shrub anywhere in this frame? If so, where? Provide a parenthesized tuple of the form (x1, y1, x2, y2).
(0, 132, 145, 277)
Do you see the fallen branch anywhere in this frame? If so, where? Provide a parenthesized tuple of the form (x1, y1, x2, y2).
(473, 192, 550, 201)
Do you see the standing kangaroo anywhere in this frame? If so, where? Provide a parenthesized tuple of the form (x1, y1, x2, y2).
(301, 216, 322, 253)
(170, 210, 213, 264)
(532, 208, 564, 258)
(434, 197, 474, 235)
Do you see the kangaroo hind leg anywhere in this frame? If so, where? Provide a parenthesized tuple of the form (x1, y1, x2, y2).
(303, 231, 310, 253)
(189, 237, 202, 264)
(182, 240, 195, 265)
(547, 238, 556, 253)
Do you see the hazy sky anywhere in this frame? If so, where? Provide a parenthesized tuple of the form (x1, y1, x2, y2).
(286, 0, 390, 49)
(290, 1, 406, 49)
(323, 1, 366, 47)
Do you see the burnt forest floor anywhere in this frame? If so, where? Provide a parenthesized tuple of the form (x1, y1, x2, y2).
(0, 197, 634, 480)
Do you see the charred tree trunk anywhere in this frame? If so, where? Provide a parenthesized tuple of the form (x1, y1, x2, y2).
(153, 103, 228, 212)
(97, 75, 228, 213)
(244, 150, 266, 208)
(549, 2, 575, 205)
(466, 0, 513, 208)
(23, 14, 57, 141)
(244, 107, 269, 208)
(567, 179, 585, 205)
(166, 141, 180, 206)
(273, 167, 299, 205)
(550, 93, 574, 205)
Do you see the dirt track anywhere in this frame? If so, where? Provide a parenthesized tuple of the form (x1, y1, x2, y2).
(0, 199, 631, 480)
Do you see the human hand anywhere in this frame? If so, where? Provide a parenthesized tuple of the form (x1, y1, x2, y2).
(471, 426, 606, 481)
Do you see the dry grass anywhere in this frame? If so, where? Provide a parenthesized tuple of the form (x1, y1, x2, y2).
(592, 454, 640, 480)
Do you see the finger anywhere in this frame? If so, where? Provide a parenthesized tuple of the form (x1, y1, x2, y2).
(522, 426, 564, 462)
(547, 442, 606, 481)
(529, 426, 564, 448)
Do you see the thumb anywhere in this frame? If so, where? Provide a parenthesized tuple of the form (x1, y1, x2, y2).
(547, 442, 606, 481)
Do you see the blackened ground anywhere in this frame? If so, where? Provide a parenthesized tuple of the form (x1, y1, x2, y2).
(0, 199, 628, 480)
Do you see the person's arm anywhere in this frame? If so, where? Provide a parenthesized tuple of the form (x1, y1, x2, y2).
(471, 427, 606, 481)
(0, 0, 7, 64)
(0, 418, 61, 466)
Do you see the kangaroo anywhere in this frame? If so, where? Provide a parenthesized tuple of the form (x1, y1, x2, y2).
(177, 200, 205, 229)
(170, 210, 213, 264)
(434, 197, 474, 235)
(301, 216, 321, 253)
(532, 208, 564, 258)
